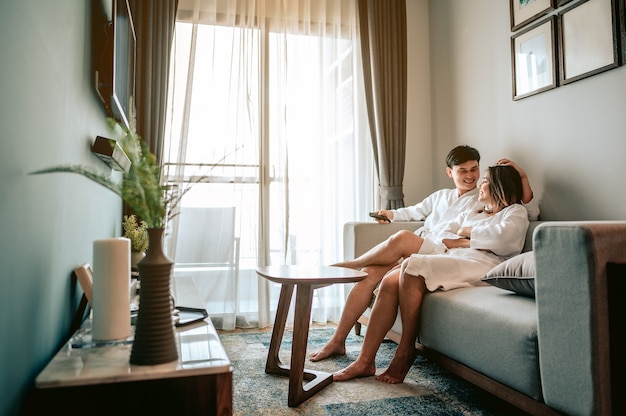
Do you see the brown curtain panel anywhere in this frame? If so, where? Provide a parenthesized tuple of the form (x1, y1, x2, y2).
(129, 0, 179, 163)
(357, 0, 407, 209)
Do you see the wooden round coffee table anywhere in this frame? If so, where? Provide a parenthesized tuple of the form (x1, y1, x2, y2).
(256, 265, 367, 407)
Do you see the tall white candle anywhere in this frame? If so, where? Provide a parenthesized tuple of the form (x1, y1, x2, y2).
(92, 238, 131, 341)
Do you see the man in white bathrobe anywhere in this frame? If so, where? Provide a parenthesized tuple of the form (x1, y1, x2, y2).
(310, 146, 539, 362)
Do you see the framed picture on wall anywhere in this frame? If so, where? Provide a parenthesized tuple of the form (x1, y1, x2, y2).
(558, 0, 620, 85)
(510, 0, 554, 31)
(511, 17, 557, 100)
(621, 0, 626, 62)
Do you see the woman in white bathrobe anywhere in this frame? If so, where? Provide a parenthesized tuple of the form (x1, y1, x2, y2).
(333, 165, 530, 384)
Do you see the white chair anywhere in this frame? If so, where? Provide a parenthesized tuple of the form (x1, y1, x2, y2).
(173, 207, 240, 310)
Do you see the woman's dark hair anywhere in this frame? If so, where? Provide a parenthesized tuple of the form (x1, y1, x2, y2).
(446, 145, 480, 168)
(488, 165, 523, 210)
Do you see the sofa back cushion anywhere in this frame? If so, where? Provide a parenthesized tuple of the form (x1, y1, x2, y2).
(523, 221, 543, 252)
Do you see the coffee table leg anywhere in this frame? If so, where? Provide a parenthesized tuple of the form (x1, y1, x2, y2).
(287, 284, 333, 407)
(265, 283, 294, 375)
(265, 282, 333, 407)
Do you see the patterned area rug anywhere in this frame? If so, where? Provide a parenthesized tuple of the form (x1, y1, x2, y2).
(219, 327, 521, 415)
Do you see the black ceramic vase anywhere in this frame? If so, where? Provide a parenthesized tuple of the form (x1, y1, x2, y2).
(130, 227, 178, 365)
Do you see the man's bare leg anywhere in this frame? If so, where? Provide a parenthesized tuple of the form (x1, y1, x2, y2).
(377, 268, 426, 384)
(310, 264, 396, 361)
(333, 230, 423, 270)
(333, 270, 401, 381)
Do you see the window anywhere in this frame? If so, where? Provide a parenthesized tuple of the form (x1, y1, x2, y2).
(164, 0, 373, 329)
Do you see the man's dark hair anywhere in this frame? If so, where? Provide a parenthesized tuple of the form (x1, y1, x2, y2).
(446, 145, 480, 168)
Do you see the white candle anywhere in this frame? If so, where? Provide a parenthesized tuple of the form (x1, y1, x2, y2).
(92, 238, 131, 341)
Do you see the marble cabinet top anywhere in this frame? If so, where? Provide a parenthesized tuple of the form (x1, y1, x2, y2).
(36, 318, 232, 388)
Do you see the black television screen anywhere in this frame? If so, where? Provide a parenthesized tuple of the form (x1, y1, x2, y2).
(92, 0, 136, 130)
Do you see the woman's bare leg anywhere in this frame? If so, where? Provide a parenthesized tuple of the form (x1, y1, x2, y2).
(333, 270, 401, 381)
(310, 264, 397, 361)
(333, 230, 424, 270)
(377, 265, 427, 384)
(313, 231, 423, 362)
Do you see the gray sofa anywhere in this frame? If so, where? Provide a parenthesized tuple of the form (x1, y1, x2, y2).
(344, 220, 626, 416)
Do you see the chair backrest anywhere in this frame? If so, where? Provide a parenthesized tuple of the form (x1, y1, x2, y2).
(174, 207, 236, 265)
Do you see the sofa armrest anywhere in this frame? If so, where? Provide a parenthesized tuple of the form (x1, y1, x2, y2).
(343, 221, 423, 260)
(533, 221, 626, 416)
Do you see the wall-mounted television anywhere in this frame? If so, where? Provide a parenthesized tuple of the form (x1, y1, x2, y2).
(92, 0, 136, 130)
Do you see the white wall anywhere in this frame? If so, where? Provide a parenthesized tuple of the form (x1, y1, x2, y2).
(423, 0, 626, 220)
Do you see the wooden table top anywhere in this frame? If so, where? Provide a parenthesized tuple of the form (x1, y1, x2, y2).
(256, 265, 367, 285)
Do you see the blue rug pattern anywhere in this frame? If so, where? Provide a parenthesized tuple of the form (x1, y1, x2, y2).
(219, 327, 517, 415)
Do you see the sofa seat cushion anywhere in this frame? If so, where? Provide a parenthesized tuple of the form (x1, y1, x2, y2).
(419, 286, 542, 400)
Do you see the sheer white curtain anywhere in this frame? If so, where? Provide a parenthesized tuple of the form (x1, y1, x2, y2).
(164, 0, 374, 331)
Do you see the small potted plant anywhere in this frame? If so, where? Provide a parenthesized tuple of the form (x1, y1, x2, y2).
(29, 106, 219, 365)
(122, 214, 148, 271)
(31, 109, 178, 365)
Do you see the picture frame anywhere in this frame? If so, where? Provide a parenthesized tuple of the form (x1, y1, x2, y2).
(511, 17, 557, 100)
(74, 263, 94, 305)
(621, 0, 626, 62)
(558, 0, 620, 85)
(71, 264, 94, 333)
(510, 0, 554, 31)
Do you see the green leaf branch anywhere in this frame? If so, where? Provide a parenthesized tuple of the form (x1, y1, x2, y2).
(29, 107, 239, 230)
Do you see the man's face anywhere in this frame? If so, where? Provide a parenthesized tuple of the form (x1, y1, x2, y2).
(446, 160, 480, 195)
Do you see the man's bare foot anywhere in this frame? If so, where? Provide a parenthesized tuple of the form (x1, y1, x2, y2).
(333, 359, 376, 381)
(376, 350, 417, 384)
(309, 342, 346, 362)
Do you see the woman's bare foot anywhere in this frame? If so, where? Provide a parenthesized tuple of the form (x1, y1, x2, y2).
(331, 260, 360, 270)
(309, 341, 346, 362)
(333, 359, 376, 381)
(376, 350, 417, 384)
